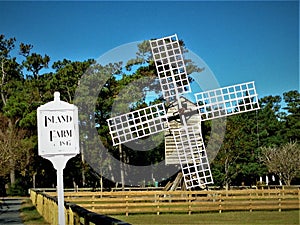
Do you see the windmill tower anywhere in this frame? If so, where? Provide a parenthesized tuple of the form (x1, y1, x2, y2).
(107, 34, 260, 189)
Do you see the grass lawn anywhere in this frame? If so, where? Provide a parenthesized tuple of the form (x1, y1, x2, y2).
(114, 211, 300, 225)
(20, 198, 50, 225)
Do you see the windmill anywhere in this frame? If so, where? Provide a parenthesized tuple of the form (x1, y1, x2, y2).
(107, 34, 260, 189)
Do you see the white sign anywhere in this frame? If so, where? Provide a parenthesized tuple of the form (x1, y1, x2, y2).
(37, 92, 80, 225)
(37, 92, 79, 156)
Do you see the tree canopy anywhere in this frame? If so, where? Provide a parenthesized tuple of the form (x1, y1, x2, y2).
(0, 34, 299, 195)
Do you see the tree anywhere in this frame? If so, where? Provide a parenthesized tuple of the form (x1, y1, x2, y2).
(260, 142, 300, 185)
(51, 59, 95, 102)
(0, 35, 53, 189)
(0, 35, 28, 186)
(282, 90, 300, 142)
(0, 35, 23, 108)
(74, 62, 123, 188)
(22, 53, 50, 79)
(211, 111, 264, 187)
(258, 95, 284, 147)
(0, 114, 34, 182)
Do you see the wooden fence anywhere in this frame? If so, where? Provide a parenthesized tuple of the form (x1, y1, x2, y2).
(45, 187, 299, 216)
(30, 190, 131, 225)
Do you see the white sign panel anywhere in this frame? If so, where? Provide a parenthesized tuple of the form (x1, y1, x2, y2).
(37, 92, 79, 156)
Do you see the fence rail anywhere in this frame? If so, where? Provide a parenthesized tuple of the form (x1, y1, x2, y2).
(44, 187, 299, 216)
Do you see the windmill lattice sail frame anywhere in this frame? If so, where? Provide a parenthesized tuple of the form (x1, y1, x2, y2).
(195, 81, 259, 121)
(107, 34, 260, 189)
(150, 35, 191, 102)
(107, 103, 169, 146)
(172, 123, 213, 188)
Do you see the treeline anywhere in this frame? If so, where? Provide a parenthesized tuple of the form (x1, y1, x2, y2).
(0, 34, 299, 195)
(206, 92, 300, 187)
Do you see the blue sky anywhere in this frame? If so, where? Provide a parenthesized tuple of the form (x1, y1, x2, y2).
(0, 1, 299, 101)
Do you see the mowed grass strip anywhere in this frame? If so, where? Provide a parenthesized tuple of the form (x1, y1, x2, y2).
(20, 198, 50, 225)
(114, 210, 300, 225)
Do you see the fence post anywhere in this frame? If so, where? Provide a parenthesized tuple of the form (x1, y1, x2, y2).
(43, 194, 46, 221)
(92, 194, 95, 211)
(298, 188, 300, 212)
(65, 205, 69, 225)
(155, 194, 160, 215)
(249, 190, 252, 212)
(125, 195, 129, 216)
(218, 192, 222, 213)
(30, 189, 37, 206)
(188, 193, 192, 215)
(45, 196, 49, 223)
(53, 198, 58, 225)
(278, 188, 282, 212)
(66, 206, 71, 225)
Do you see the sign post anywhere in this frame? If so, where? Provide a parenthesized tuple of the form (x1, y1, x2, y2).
(37, 92, 79, 225)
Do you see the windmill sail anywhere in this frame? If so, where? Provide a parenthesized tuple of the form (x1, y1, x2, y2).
(149, 34, 191, 102)
(195, 81, 260, 121)
(107, 103, 169, 146)
(172, 123, 213, 189)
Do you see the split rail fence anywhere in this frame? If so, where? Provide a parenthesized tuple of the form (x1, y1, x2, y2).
(42, 187, 299, 216)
